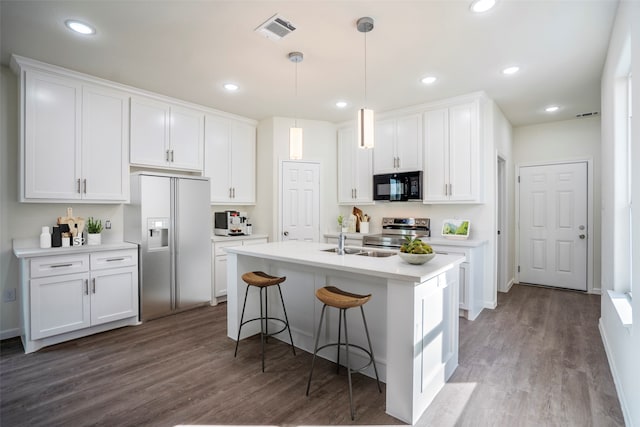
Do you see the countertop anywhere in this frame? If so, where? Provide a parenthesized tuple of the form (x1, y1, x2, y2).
(224, 240, 465, 284)
(13, 238, 138, 258)
(323, 231, 486, 248)
(211, 234, 268, 243)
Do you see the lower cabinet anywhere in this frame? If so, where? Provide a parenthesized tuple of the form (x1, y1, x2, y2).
(212, 237, 268, 304)
(19, 248, 139, 353)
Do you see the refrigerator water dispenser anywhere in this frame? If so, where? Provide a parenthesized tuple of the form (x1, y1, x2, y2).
(147, 218, 169, 249)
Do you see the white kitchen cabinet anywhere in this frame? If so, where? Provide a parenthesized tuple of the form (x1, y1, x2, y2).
(204, 115, 256, 204)
(130, 96, 204, 172)
(373, 114, 422, 174)
(337, 127, 373, 204)
(423, 101, 482, 203)
(211, 237, 268, 303)
(15, 246, 139, 353)
(17, 63, 129, 203)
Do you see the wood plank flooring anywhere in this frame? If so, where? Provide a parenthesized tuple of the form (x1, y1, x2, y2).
(0, 284, 624, 426)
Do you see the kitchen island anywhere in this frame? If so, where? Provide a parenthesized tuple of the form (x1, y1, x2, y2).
(225, 240, 465, 424)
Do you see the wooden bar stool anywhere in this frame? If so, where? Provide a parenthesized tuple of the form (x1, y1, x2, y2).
(306, 286, 382, 420)
(234, 271, 295, 372)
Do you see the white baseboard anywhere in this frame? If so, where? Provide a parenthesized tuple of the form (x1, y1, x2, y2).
(499, 278, 515, 293)
(598, 319, 632, 427)
(0, 328, 20, 341)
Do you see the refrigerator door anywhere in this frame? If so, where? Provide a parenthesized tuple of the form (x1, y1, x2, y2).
(174, 177, 212, 309)
(140, 175, 173, 320)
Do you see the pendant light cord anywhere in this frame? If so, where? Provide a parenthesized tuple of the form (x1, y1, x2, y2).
(294, 60, 298, 127)
(364, 31, 368, 106)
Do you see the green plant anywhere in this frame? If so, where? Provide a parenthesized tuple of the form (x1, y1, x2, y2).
(400, 236, 433, 254)
(87, 217, 103, 234)
(337, 215, 344, 227)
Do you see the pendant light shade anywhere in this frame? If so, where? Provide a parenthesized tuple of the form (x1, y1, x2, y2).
(357, 17, 374, 149)
(358, 108, 374, 149)
(288, 51, 304, 160)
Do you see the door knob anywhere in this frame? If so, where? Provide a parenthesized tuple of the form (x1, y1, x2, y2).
(579, 234, 586, 239)
(283, 231, 289, 236)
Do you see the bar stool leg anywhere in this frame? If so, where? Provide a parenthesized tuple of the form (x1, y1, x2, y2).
(276, 284, 296, 355)
(234, 284, 251, 357)
(260, 287, 266, 372)
(306, 304, 327, 396)
(336, 307, 342, 374)
(361, 306, 382, 393)
(343, 308, 355, 421)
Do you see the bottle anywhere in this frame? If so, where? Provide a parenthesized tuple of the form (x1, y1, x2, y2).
(40, 226, 51, 249)
(246, 224, 252, 235)
(51, 226, 62, 247)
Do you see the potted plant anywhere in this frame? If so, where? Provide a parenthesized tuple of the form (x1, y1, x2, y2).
(86, 217, 103, 245)
(337, 215, 348, 232)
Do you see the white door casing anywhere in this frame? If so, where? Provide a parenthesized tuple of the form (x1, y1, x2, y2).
(518, 162, 588, 291)
(281, 161, 320, 242)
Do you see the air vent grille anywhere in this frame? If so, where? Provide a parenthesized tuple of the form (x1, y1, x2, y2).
(576, 111, 599, 118)
(255, 14, 296, 40)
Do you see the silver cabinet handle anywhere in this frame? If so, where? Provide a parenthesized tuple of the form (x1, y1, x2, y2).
(397, 157, 400, 168)
(92, 278, 96, 294)
(51, 263, 73, 268)
(170, 150, 174, 162)
(77, 178, 81, 194)
(232, 188, 236, 198)
(166, 150, 170, 162)
(354, 188, 357, 199)
(83, 179, 87, 194)
(106, 257, 125, 262)
(84, 279, 89, 295)
(449, 184, 453, 195)
(445, 184, 448, 196)
(579, 234, 586, 239)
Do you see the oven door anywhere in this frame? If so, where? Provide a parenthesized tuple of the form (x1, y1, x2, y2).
(373, 174, 408, 201)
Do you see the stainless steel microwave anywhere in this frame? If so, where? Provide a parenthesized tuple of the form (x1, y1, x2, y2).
(373, 171, 422, 201)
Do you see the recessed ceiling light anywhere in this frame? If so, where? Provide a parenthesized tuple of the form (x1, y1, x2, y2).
(502, 66, 520, 75)
(65, 19, 96, 35)
(470, 0, 496, 13)
(545, 105, 560, 113)
(336, 101, 348, 108)
(421, 76, 437, 85)
(223, 83, 239, 91)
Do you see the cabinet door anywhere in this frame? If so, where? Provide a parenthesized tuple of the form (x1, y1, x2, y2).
(353, 141, 373, 202)
(373, 118, 396, 174)
(81, 85, 129, 201)
(130, 96, 170, 167)
(337, 127, 356, 203)
(395, 114, 422, 172)
(230, 121, 256, 203)
(213, 256, 227, 298)
(449, 102, 480, 201)
(423, 108, 449, 202)
(30, 272, 90, 339)
(204, 115, 232, 203)
(90, 266, 138, 326)
(24, 70, 82, 200)
(169, 106, 204, 171)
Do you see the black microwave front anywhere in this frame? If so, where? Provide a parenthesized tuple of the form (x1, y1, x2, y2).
(373, 171, 423, 201)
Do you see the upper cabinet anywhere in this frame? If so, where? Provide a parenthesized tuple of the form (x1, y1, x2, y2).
(373, 113, 422, 174)
(423, 100, 482, 203)
(18, 63, 129, 203)
(204, 115, 256, 204)
(130, 96, 204, 172)
(337, 126, 373, 204)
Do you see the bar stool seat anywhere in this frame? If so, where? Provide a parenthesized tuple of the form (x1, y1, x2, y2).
(234, 271, 295, 372)
(306, 285, 381, 420)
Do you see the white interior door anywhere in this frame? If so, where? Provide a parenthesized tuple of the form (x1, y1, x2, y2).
(518, 162, 588, 291)
(281, 161, 320, 242)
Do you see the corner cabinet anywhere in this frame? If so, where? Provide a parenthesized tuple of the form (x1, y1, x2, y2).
(373, 114, 422, 174)
(204, 115, 256, 204)
(16, 246, 139, 353)
(423, 100, 482, 203)
(130, 96, 204, 172)
(337, 127, 373, 204)
(16, 62, 129, 203)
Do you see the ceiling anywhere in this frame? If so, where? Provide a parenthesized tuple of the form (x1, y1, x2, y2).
(0, 0, 618, 127)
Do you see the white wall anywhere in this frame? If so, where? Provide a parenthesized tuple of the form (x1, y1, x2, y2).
(0, 67, 126, 337)
(513, 116, 602, 292)
(599, 1, 640, 426)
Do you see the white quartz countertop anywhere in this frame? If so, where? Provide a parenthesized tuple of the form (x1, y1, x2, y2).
(211, 234, 268, 243)
(224, 240, 465, 284)
(324, 232, 486, 248)
(13, 239, 138, 258)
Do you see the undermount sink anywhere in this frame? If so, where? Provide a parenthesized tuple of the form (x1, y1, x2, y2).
(321, 247, 397, 257)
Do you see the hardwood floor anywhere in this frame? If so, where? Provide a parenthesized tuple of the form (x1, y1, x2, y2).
(0, 284, 624, 426)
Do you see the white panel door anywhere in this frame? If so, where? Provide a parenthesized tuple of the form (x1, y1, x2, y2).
(395, 114, 422, 172)
(90, 267, 138, 326)
(448, 102, 479, 201)
(519, 162, 588, 290)
(230, 121, 256, 203)
(423, 108, 449, 202)
(281, 161, 320, 242)
(130, 96, 170, 167)
(204, 115, 232, 202)
(373, 118, 396, 174)
(169, 106, 204, 171)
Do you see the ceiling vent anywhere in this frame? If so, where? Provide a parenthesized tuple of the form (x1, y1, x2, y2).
(576, 111, 599, 118)
(255, 14, 296, 40)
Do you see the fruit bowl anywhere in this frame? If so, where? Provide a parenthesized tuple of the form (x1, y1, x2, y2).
(398, 252, 436, 265)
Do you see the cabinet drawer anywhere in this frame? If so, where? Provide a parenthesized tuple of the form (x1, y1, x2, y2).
(214, 241, 241, 256)
(90, 249, 137, 270)
(30, 255, 90, 278)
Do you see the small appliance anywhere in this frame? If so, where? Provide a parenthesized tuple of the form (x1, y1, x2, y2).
(373, 171, 422, 201)
(214, 210, 247, 236)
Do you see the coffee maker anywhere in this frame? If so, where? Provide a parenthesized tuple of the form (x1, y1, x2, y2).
(214, 210, 247, 236)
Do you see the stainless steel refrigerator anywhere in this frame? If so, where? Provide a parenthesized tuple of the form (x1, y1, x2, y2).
(124, 172, 212, 321)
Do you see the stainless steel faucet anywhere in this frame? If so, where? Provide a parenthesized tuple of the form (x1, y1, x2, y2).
(337, 232, 346, 255)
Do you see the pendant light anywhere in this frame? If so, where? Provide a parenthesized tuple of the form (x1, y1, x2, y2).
(357, 17, 374, 149)
(288, 51, 304, 160)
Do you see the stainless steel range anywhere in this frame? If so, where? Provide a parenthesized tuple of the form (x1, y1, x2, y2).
(362, 217, 430, 249)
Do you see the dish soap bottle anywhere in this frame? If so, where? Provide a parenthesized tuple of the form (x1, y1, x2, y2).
(40, 226, 51, 249)
(348, 214, 357, 233)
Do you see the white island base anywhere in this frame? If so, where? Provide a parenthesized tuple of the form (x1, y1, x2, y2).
(225, 241, 464, 424)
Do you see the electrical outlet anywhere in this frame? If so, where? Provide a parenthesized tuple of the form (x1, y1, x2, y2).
(3, 288, 16, 302)
(105, 220, 112, 230)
